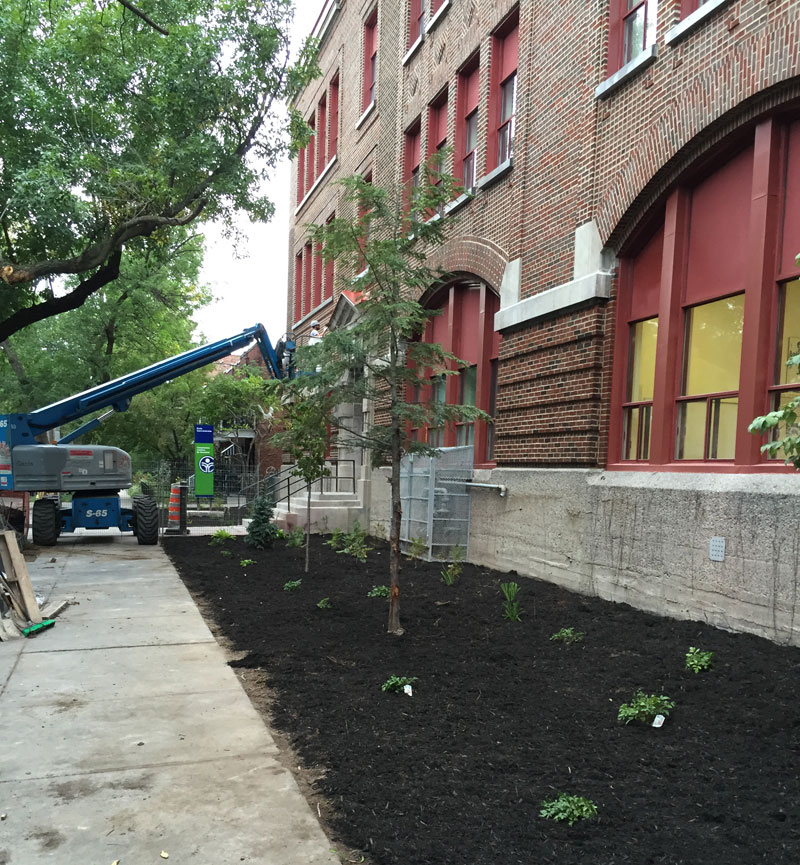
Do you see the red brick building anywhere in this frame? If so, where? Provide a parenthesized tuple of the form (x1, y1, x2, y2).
(288, 0, 800, 643)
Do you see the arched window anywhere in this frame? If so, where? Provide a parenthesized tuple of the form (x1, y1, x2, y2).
(412, 281, 500, 466)
(609, 116, 800, 471)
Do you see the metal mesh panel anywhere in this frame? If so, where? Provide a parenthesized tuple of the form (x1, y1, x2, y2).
(400, 446, 472, 561)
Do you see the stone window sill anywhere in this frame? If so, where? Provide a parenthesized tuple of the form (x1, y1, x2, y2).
(665, 0, 733, 45)
(475, 157, 513, 192)
(355, 101, 376, 130)
(594, 43, 658, 100)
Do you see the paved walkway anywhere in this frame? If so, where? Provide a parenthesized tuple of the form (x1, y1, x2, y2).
(0, 535, 339, 865)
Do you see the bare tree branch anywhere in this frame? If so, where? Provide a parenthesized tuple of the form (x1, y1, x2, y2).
(117, 0, 169, 36)
(0, 252, 122, 343)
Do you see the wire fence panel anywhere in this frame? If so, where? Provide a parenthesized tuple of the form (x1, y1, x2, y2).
(399, 446, 473, 561)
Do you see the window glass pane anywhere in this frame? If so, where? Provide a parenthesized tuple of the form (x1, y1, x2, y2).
(456, 424, 474, 447)
(707, 397, 738, 459)
(768, 390, 800, 460)
(778, 279, 800, 385)
(465, 111, 477, 152)
(623, 5, 645, 64)
(676, 400, 706, 460)
(429, 427, 444, 447)
(623, 406, 640, 460)
(623, 404, 652, 460)
(684, 294, 744, 396)
(501, 75, 516, 124)
(629, 317, 658, 402)
(463, 152, 475, 190)
(460, 365, 477, 406)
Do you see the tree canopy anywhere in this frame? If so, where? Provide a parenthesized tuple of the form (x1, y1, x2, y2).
(0, 0, 317, 341)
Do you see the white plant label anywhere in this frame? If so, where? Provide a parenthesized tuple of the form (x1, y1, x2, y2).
(652, 714, 665, 728)
(403, 684, 413, 697)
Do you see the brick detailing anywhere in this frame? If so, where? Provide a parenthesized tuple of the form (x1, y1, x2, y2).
(427, 235, 508, 291)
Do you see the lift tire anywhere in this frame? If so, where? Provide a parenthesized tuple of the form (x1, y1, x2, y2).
(32, 498, 60, 546)
(134, 496, 158, 545)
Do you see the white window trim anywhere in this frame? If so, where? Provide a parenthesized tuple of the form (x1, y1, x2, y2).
(594, 43, 658, 101)
(665, 0, 734, 46)
(425, 0, 451, 34)
(293, 296, 334, 331)
(356, 100, 376, 130)
(402, 34, 423, 66)
(294, 154, 338, 216)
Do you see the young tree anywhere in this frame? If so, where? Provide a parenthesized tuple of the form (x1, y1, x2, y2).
(271, 395, 335, 573)
(0, 0, 318, 342)
(295, 169, 487, 635)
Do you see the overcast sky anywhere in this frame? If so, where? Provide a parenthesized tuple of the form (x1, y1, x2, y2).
(192, 2, 323, 348)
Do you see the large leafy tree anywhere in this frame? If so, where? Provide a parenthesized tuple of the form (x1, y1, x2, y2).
(0, 0, 317, 342)
(292, 170, 486, 635)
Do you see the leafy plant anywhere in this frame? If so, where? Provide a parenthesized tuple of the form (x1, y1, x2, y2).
(239, 558, 256, 567)
(617, 691, 675, 725)
(246, 494, 280, 550)
(750, 345, 800, 467)
(381, 675, 417, 693)
(539, 793, 598, 826)
(500, 581, 523, 622)
(550, 627, 585, 644)
(368, 585, 391, 598)
(219, 549, 232, 558)
(336, 521, 372, 563)
(283, 579, 302, 592)
(285, 527, 305, 548)
(208, 529, 235, 546)
(407, 535, 428, 564)
(441, 545, 464, 585)
(326, 529, 345, 551)
(685, 647, 714, 674)
(317, 597, 332, 609)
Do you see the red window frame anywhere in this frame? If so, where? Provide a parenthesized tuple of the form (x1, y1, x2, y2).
(316, 94, 327, 177)
(608, 118, 800, 474)
(409, 0, 424, 46)
(488, 10, 518, 170)
(427, 88, 448, 161)
(294, 251, 303, 324)
(455, 54, 480, 192)
(404, 120, 421, 192)
(329, 74, 339, 159)
(303, 241, 312, 318)
(323, 212, 335, 301)
(363, 9, 378, 112)
(306, 112, 316, 193)
(296, 148, 305, 205)
(606, 0, 656, 75)
(681, 0, 711, 16)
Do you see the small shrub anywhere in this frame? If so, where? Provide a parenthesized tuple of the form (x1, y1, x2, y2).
(618, 691, 675, 725)
(550, 627, 585, 644)
(286, 527, 305, 548)
(275, 528, 286, 539)
(441, 545, 464, 585)
(317, 597, 332, 609)
(239, 558, 256, 567)
(246, 495, 279, 550)
(326, 528, 345, 550)
(500, 581, 523, 622)
(686, 646, 714, 674)
(283, 579, 302, 592)
(336, 521, 371, 563)
(208, 529, 234, 546)
(219, 549, 232, 558)
(540, 793, 598, 826)
(381, 675, 417, 693)
(407, 535, 428, 564)
(368, 585, 391, 598)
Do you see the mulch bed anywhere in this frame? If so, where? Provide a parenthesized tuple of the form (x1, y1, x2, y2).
(163, 534, 800, 865)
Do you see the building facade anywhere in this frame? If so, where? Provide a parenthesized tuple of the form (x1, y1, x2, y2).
(287, 0, 800, 643)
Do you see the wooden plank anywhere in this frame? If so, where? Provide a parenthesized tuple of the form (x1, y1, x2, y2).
(0, 531, 42, 624)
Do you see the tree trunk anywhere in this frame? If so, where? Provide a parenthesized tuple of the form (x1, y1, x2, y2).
(387, 363, 404, 635)
(305, 483, 311, 574)
(0, 338, 31, 392)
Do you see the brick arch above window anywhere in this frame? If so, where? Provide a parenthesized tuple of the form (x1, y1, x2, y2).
(426, 236, 509, 292)
(597, 74, 800, 253)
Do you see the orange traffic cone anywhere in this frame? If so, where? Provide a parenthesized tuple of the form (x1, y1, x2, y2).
(165, 483, 182, 534)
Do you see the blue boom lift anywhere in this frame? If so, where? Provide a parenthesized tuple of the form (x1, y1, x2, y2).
(0, 324, 293, 546)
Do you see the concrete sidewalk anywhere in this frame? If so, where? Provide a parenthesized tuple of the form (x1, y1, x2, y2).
(0, 535, 339, 865)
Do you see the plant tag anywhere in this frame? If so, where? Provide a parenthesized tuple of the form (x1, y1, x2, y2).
(652, 714, 665, 728)
(403, 684, 413, 697)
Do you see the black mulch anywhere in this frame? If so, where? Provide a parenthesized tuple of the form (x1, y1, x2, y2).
(163, 534, 800, 865)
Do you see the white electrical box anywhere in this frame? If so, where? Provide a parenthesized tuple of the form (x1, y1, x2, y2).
(709, 536, 726, 562)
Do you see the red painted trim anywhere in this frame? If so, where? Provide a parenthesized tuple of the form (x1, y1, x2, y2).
(306, 114, 316, 192)
(444, 286, 459, 446)
(649, 188, 690, 464)
(487, 13, 518, 170)
(473, 282, 493, 464)
(607, 461, 798, 474)
(316, 95, 327, 176)
(607, 263, 634, 465)
(296, 150, 305, 205)
(736, 120, 784, 465)
(313, 242, 323, 310)
(362, 9, 378, 112)
(454, 54, 479, 186)
(294, 252, 303, 324)
(329, 74, 339, 159)
(606, 0, 625, 77)
(303, 242, 312, 317)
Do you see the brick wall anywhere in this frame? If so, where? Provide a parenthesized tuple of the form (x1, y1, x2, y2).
(287, 0, 800, 470)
